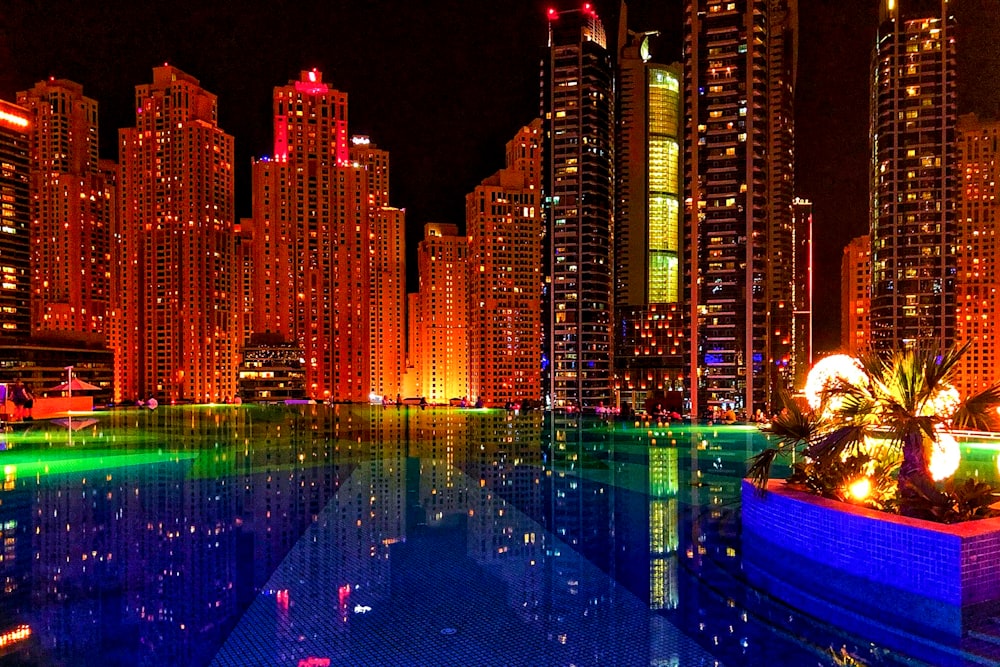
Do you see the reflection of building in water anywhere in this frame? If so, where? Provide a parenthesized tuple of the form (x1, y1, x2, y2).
(0, 463, 32, 653)
(235, 406, 349, 599)
(463, 410, 545, 622)
(543, 413, 618, 660)
(648, 445, 679, 610)
(323, 406, 406, 625)
(31, 464, 127, 660)
(409, 409, 469, 522)
(122, 407, 238, 665)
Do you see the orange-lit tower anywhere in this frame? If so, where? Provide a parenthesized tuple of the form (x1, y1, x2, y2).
(841, 234, 871, 356)
(350, 136, 405, 400)
(412, 223, 468, 403)
(955, 114, 1000, 397)
(17, 79, 112, 342)
(118, 66, 238, 402)
(467, 120, 543, 408)
(0, 99, 31, 339)
(251, 70, 369, 402)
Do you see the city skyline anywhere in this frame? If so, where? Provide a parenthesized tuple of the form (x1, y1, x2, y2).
(8, 0, 999, 352)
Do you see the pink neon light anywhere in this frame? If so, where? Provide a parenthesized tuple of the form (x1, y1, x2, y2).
(294, 81, 329, 95)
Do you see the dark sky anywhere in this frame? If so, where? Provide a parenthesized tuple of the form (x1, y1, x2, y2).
(2, 0, 998, 353)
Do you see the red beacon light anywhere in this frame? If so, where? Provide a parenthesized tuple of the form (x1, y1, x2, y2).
(547, 7, 557, 18)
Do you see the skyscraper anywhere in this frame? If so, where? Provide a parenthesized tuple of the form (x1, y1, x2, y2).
(543, 4, 614, 410)
(841, 234, 872, 356)
(17, 79, 112, 342)
(117, 66, 238, 402)
(791, 198, 812, 390)
(615, 12, 686, 413)
(954, 114, 1000, 397)
(467, 119, 543, 408)
(870, 0, 957, 351)
(685, 0, 798, 414)
(251, 70, 369, 401)
(0, 100, 31, 340)
(350, 136, 405, 401)
(411, 223, 468, 403)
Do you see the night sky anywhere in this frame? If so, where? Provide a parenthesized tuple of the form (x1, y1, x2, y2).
(3, 0, 998, 353)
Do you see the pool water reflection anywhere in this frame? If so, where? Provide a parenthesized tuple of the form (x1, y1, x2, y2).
(0, 406, 996, 665)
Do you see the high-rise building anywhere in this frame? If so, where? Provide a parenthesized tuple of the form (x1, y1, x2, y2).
(615, 14, 687, 413)
(251, 70, 369, 402)
(411, 223, 468, 403)
(685, 0, 798, 414)
(17, 80, 112, 342)
(543, 4, 614, 410)
(467, 120, 543, 408)
(870, 0, 957, 351)
(791, 198, 813, 389)
(117, 66, 238, 402)
(350, 136, 405, 401)
(0, 99, 31, 340)
(841, 234, 871, 356)
(955, 114, 1000, 397)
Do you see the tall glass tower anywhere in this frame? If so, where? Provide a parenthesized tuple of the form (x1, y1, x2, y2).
(615, 10, 686, 414)
(685, 0, 798, 415)
(870, 0, 957, 351)
(542, 4, 614, 410)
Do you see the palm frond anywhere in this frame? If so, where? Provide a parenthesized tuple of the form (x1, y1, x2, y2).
(804, 424, 867, 463)
(746, 448, 780, 494)
(952, 383, 1000, 432)
(769, 389, 819, 448)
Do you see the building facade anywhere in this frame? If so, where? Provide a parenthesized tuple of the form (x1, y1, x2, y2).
(841, 234, 872, 356)
(0, 100, 31, 341)
(410, 223, 468, 404)
(467, 120, 543, 408)
(791, 198, 813, 389)
(955, 114, 1000, 397)
(350, 136, 405, 401)
(251, 70, 369, 402)
(870, 0, 957, 351)
(543, 5, 614, 410)
(117, 66, 238, 402)
(17, 80, 112, 343)
(615, 14, 687, 413)
(684, 0, 798, 415)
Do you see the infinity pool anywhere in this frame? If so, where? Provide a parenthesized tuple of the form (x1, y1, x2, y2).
(0, 406, 997, 666)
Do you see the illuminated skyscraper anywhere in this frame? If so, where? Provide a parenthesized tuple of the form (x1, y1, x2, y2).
(350, 136, 405, 400)
(791, 198, 812, 389)
(543, 4, 614, 410)
(955, 114, 1000, 397)
(118, 66, 237, 402)
(411, 223, 468, 403)
(17, 80, 112, 341)
(870, 0, 957, 351)
(615, 12, 686, 412)
(841, 234, 871, 356)
(251, 70, 369, 401)
(685, 0, 798, 414)
(467, 120, 543, 408)
(0, 99, 31, 340)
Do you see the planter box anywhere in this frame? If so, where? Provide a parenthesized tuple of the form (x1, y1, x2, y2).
(742, 479, 1000, 644)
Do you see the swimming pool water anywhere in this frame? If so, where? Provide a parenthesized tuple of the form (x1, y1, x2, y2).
(0, 406, 996, 666)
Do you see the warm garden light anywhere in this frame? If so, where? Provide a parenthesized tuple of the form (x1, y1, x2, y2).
(929, 430, 961, 481)
(847, 477, 871, 501)
(804, 354, 868, 413)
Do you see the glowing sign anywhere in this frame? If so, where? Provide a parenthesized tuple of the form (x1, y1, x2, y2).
(0, 108, 29, 131)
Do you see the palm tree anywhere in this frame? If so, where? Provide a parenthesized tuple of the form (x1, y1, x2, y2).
(748, 342, 1000, 518)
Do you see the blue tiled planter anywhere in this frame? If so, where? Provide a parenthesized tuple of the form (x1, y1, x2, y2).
(742, 479, 1000, 643)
